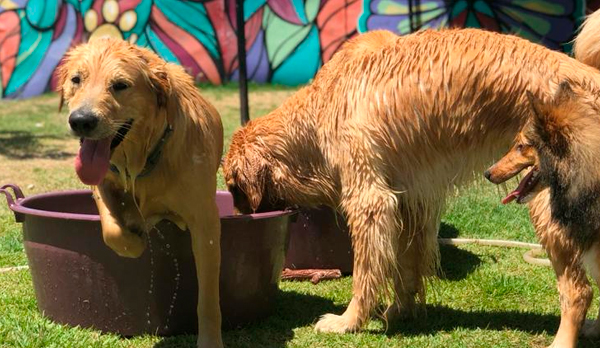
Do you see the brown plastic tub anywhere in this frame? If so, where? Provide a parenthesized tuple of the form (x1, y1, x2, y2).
(1, 184, 294, 336)
(285, 207, 353, 274)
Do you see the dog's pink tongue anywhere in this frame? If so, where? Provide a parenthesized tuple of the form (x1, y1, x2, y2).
(502, 192, 519, 205)
(75, 138, 111, 185)
(501, 170, 535, 204)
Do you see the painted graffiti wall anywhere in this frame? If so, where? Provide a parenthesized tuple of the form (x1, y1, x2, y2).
(0, 0, 595, 99)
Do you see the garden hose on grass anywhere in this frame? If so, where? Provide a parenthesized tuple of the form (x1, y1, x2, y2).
(439, 238, 551, 267)
(0, 238, 552, 274)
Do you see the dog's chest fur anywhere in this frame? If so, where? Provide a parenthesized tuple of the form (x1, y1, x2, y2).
(548, 179, 600, 251)
(105, 174, 187, 232)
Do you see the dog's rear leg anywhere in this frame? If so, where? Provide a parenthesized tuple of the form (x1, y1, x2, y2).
(547, 247, 592, 348)
(383, 229, 422, 323)
(315, 182, 399, 333)
(581, 245, 600, 339)
(384, 204, 441, 323)
(188, 197, 223, 348)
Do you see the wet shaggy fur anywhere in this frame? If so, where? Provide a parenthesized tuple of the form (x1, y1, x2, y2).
(487, 82, 600, 348)
(222, 28, 600, 334)
(574, 9, 600, 70)
(57, 38, 224, 348)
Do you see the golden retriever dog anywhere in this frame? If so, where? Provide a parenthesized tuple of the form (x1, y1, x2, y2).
(222, 28, 600, 336)
(486, 82, 600, 348)
(57, 38, 223, 348)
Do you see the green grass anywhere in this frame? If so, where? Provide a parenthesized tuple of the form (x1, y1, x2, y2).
(0, 85, 599, 347)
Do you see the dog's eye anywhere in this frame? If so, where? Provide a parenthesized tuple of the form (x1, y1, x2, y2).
(112, 82, 129, 91)
(71, 76, 81, 84)
(516, 144, 523, 152)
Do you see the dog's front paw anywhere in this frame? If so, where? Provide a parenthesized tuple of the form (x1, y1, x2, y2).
(103, 225, 146, 258)
(314, 313, 361, 333)
(581, 319, 600, 339)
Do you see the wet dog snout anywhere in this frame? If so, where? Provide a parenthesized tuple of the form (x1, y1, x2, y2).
(484, 169, 492, 181)
(69, 109, 99, 136)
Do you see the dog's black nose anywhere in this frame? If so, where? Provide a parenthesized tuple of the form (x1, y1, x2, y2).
(69, 109, 99, 136)
(484, 170, 492, 181)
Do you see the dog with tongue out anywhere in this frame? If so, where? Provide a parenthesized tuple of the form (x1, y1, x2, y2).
(485, 82, 600, 348)
(58, 37, 224, 348)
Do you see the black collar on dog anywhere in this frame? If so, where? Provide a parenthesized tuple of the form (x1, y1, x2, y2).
(110, 124, 173, 178)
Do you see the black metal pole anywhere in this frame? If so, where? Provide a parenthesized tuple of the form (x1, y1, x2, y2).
(235, 0, 250, 125)
(408, 0, 414, 33)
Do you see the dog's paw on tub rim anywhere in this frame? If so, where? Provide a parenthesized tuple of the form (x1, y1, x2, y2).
(314, 313, 362, 334)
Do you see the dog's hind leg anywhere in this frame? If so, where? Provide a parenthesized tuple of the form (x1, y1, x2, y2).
(547, 246, 593, 348)
(384, 203, 442, 324)
(581, 245, 600, 339)
(383, 229, 422, 323)
(315, 163, 399, 333)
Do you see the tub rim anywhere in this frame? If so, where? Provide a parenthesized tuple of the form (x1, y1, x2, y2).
(1, 185, 294, 222)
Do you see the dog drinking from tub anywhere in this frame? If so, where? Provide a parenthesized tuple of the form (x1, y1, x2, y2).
(485, 81, 600, 348)
(222, 28, 600, 338)
(57, 38, 224, 348)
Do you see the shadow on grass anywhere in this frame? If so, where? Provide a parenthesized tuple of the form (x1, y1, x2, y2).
(0, 131, 72, 159)
(438, 222, 482, 281)
(387, 304, 599, 347)
(389, 304, 555, 336)
(153, 290, 343, 348)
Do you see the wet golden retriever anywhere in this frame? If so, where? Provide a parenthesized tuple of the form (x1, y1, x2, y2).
(57, 37, 223, 348)
(222, 28, 600, 337)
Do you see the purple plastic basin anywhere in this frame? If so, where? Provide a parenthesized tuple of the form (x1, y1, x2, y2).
(1, 184, 294, 336)
(285, 207, 353, 274)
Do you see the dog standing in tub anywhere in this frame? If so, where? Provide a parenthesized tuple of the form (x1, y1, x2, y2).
(57, 37, 223, 348)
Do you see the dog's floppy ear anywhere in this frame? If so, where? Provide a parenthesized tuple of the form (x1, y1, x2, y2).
(241, 157, 271, 213)
(147, 66, 170, 108)
(134, 45, 171, 108)
(224, 145, 272, 213)
(526, 90, 570, 157)
(54, 58, 70, 112)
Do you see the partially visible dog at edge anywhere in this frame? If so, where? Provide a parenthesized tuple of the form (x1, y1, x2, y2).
(57, 38, 224, 348)
(484, 11, 600, 348)
(221, 27, 600, 340)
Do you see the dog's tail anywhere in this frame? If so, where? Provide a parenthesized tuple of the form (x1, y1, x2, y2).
(574, 9, 600, 69)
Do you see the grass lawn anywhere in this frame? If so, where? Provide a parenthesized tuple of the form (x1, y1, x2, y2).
(0, 85, 598, 347)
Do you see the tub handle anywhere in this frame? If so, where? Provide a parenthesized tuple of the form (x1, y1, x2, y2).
(0, 184, 25, 222)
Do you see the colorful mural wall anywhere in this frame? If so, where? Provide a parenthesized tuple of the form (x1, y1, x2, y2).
(0, 0, 596, 99)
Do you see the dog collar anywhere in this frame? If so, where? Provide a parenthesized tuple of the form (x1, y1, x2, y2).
(110, 124, 173, 178)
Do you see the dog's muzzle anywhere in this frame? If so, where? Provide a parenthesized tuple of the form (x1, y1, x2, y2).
(69, 108, 99, 137)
